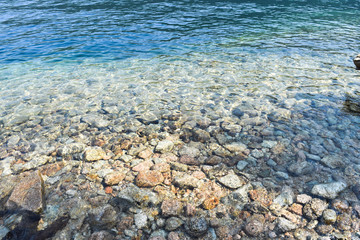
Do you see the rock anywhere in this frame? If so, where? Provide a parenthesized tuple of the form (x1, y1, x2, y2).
(354, 54, 360, 69)
(185, 217, 208, 237)
(179, 146, 200, 158)
(81, 114, 110, 128)
(57, 143, 86, 156)
(151, 162, 170, 173)
(205, 156, 223, 165)
(155, 140, 174, 153)
(218, 174, 246, 189)
(173, 174, 199, 189)
(134, 212, 148, 229)
(104, 171, 126, 185)
(275, 171, 289, 180)
(277, 217, 297, 232)
(287, 161, 314, 176)
(138, 148, 153, 159)
(161, 199, 183, 216)
(249, 188, 273, 207)
(6, 171, 44, 213)
(135, 170, 164, 187)
(236, 161, 249, 171)
(0, 226, 10, 239)
(193, 129, 210, 143)
(232, 108, 244, 118)
(244, 214, 264, 237)
(88, 205, 118, 230)
(89, 231, 115, 240)
(84, 147, 106, 161)
(202, 196, 220, 210)
(303, 198, 328, 220)
(224, 142, 247, 153)
(311, 181, 347, 199)
(273, 186, 294, 207)
(132, 160, 154, 172)
(165, 217, 183, 231)
(316, 224, 333, 235)
(296, 194, 312, 204)
(168, 232, 180, 240)
(179, 155, 199, 165)
(337, 213, 352, 231)
(322, 209, 337, 224)
(320, 155, 345, 169)
(170, 162, 188, 172)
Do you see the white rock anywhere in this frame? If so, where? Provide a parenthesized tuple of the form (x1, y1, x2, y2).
(134, 212, 148, 229)
(155, 140, 174, 153)
(311, 181, 347, 199)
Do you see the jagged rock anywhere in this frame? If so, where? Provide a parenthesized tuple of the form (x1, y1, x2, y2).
(6, 170, 45, 213)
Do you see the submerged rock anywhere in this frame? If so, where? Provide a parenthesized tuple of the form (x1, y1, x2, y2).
(6, 170, 45, 213)
(354, 54, 360, 69)
(311, 181, 347, 199)
(185, 217, 208, 237)
(218, 174, 246, 189)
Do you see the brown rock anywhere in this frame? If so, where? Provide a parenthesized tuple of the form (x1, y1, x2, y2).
(135, 170, 164, 187)
(288, 203, 303, 215)
(132, 160, 154, 172)
(316, 224, 333, 235)
(120, 139, 132, 150)
(39, 162, 64, 176)
(84, 147, 106, 161)
(104, 171, 126, 185)
(179, 155, 199, 165)
(151, 162, 171, 173)
(138, 148, 153, 159)
(161, 199, 183, 216)
(249, 188, 273, 207)
(337, 213, 352, 231)
(168, 232, 180, 240)
(203, 197, 220, 210)
(6, 170, 45, 213)
(303, 198, 328, 220)
(192, 171, 206, 179)
(205, 156, 223, 166)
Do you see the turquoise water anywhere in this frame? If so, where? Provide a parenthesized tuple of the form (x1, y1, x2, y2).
(1, 0, 360, 191)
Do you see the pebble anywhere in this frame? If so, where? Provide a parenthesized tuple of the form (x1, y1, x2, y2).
(303, 198, 328, 220)
(155, 140, 174, 153)
(134, 212, 148, 229)
(320, 155, 346, 169)
(287, 161, 314, 176)
(161, 199, 183, 216)
(224, 142, 247, 153)
(244, 214, 264, 236)
(135, 170, 164, 187)
(296, 194, 312, 204)
(277, 217, 297, 232)
(354, 54, 360, 69)
(185, 217, 208, 237)
(311, 181, 347, 199)
(173, 174, 199, 188)
(104, 171, 126, 185)
(236, 160, 249, 171)
(84, 147, 106, 161)
(218, 174, 246, 189)
(165, 217, 183, 231)
(322, 209, 337, 224)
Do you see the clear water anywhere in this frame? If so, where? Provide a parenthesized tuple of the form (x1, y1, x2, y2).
(1, 0, 360, 191)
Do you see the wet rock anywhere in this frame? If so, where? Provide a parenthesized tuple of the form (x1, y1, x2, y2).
(311, 181, 347, 199)
(202, 196, 220, 210)
(224, 142, 247, 153)
(320, 155, 346, 169)
(135, 170, 164, 187)
(244, 214, 264, 237)
(89, 231, 115, 240)
(155, 140, 174, 153)
(193, 129, 210, 143)
(165, 217, 183, 231)
(88, 205, 118, 230)
(138, 148, 153, 159)
(132, 160, 154, 172)
(161, 199, 183, 216)
(57, 142, 86, 157)
(316, 224, 333, 235)
(0, 226, 10, 239)
(205, 155, 223, 165)
(173, 174, 199, 188)
(273, 186, 294, 207)
(185, 217, 208, 237)
(303, 198, 328, 220)
(354, 54, 360, 69)
(168, 231, 181, 240)
(84, 147, 106, 161)
(296, 194, 312, 204)
(151, 162, 171, 173)
(6, 171, 44, 213)
(322, 209, 337, 224)
(81, 114, 110, 128)
(287, 161, 314, 176)
(117, 183, 160, 207)
(179, 146, 200, 158)
(104, 171, 126, 185)
(179, 155, 200, 165)
(277, 217, 297, 232)
(232, 108, 244, 118)
(170, 162, 188, 172)
(236, 160, 249, 171)
(249, 188, 273, 207)
(337, 213, 352, 231)
(134, 211, 148, 229)
(218, 174, 246, 189)
(0, 156, 14, 176)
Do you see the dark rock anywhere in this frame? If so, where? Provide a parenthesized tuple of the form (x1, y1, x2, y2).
(205, 156, 223, 165)
(193, 129, 210, 143)
(287, 161, 314, 176)
(185, 217, 208, 237)
(6, 171, 45, 213)
(232, 108, 244, 118)
(354, 54, 360, 69)
(88, 205, 118, 231)
(303, 198, 328, 220)
(89, 231, 115, 240)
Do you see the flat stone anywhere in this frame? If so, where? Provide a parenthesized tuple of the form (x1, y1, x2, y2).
(6, 170, 45, 213)
(320, 155, 346, 169)
(277, 217, 297, 232)
(151, 163, 171, 172)
(155, 140, 174, 153)
(296, 194, 312, 204)
(287, 161, 314, 176)
(132, 160, 154, 172)
(179, 146, 200, 158)
(224, 142, 247, 153)
(104, 171, 126, 185)
(311, 181, 347, 199)
(236, 161, 249, 171)
(138, 148, 153, 159)
(135, 170, 164, 187)
(179, 155, 199, 165)
(84, 147, 106, 161)
(173, 174, 199, 188)
(218, 174, 246, 189)
(134, 212, 148, 229)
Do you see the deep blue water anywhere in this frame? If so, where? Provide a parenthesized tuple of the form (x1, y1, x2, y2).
(1, 0, 359, 64)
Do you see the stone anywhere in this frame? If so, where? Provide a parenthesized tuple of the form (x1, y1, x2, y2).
(135, 170, 164, 187)
(322, 209, 337, 224)
(303, 198, 328, 220)
(218, 174, 246, 189)
(273, 186, 294, 207)
(320, 155, 345, 169)
(337, 213, 352, 231)
(236, 161, 249, 171)
(173, 174, 199, 188)
(244, 215, 264, 237)
(134, 212, 148, 229)
(84, 147, 106, 161)
(155, 140, 174, 153)
(179, 146, 200, 158)
(151, 162, 170, 172)
(138, 148, 153, 159)
(57, 143, 86, 156)
(232, 108, 244, 118)
(6, 171, 44, 213)
(81, 115, 110, 128)
(224, 142, 247, 153)
(311, 181, 347, 199)
(277, 217, 297, 232)
(89, 231, 114, 240)
(287, 161, 314, 176)
(249, 188, 273, 207)
(316, 224, 333, 235)
(354, 54, 360, 69)
(132, 160, 154, 172)
(104, 171, 126, 185)
(168, 232, 181, 240)
(193, 129, 210, 143)
(205, 156, 223, 165)
(88, 205, 118, 230)
(179, 155, 199, 165)
(296, 194, 312, 204)
(185, 217, 208, 237)
(165, 217, 183, 231)
(0, 226, 10, 239)
(202, 197, 220, 210)
(161, 199, 183, 216)
(170, 162, 188, 172)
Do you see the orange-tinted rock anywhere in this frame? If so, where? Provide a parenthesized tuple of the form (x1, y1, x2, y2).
(135, 170, 164, 187)
(288, 203, 303, 215)
(132, 160, 154, 172)
(6, 170, 45, 213)
(84, 147, 106, 161)
(138, 148, 153, 159)
(104, 171, 126, 185)
(120, 139, 132, 150)
(192, 171, 206, 179)
(249, 188, 273, 207)
(203, 197, 220, 210)
(40, 162, 64, 176)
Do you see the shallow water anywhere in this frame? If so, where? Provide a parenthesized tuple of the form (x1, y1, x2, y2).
(1, 0, 360, 192)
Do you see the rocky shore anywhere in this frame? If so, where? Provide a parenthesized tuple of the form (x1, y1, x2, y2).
(1, 107, 360, 240)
